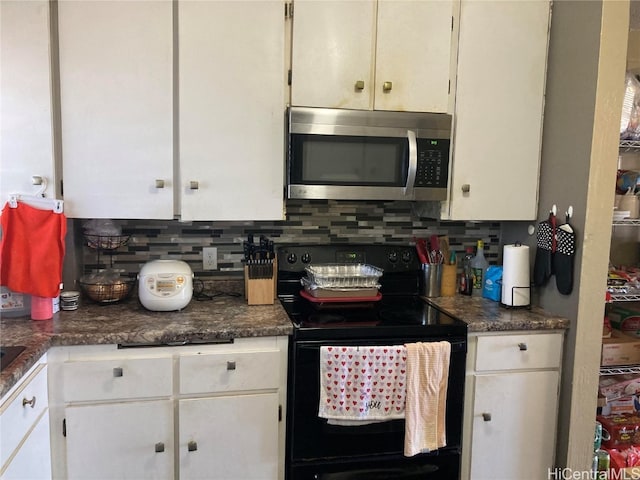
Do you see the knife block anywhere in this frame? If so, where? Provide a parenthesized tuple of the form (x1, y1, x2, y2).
(244, 258, 277, 305)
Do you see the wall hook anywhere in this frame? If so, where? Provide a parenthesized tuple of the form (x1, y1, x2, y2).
(566, 205, 573, 222)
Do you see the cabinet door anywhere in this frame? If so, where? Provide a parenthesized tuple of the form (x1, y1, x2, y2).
(179, 1, 285, 221)
(447, 0, 550, 220)
(374, 0, 454, 113)
(65, 400, 174, 480)
(290, 0, 376, 110)
(1, 410, 51, 480)
(470, 370, 559, 479)
(0, 0, 56, 201)
(58, 0, 173, 219)
(179, 393, 279, 480)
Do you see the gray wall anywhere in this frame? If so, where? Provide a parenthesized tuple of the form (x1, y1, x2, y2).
(503, 0, 629, 471)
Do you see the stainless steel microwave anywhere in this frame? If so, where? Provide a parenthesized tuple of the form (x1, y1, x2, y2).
(287, 106, 452, 201)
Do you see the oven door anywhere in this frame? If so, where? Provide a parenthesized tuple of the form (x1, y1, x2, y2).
(286, 337, 466, 463)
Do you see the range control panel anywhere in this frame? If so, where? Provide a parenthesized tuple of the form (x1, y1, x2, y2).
(277, 244, 419, 273)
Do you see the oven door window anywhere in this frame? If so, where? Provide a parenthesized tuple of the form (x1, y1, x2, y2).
(289, 339, 465, 462)
(290, 135, 408, 186)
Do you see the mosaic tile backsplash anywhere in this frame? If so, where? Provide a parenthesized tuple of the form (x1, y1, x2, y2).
(80, 200, 502, 278)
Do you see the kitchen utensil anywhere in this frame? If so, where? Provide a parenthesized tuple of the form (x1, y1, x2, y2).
(414, 237, 429, 264)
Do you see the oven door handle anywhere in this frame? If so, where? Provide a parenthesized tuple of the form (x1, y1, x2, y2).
(404, 130, 417, 198)
(297, 339, 467, 353)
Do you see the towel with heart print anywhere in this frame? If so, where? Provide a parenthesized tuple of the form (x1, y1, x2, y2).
(319, 346, 407, 421)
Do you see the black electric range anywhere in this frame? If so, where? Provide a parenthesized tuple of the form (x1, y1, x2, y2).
(277, 244, 468, 480)
(276, 244, 467, 341)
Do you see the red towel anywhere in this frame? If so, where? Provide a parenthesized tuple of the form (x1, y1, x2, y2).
(0, 202, 67, 298)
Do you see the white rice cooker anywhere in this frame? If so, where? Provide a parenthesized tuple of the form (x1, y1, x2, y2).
(138, 260, 193, 311)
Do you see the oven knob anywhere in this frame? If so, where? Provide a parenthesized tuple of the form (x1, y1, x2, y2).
(387, 251, 398, 263)
(401, 250, 413, 263)
(287, 253, 297, 264)
(301, 253, 311, 264)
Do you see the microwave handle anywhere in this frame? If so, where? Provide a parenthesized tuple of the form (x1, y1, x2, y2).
(404, 130, 417, 196)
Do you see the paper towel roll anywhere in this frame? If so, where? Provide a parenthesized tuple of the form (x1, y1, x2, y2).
(501, 244, 531, 307)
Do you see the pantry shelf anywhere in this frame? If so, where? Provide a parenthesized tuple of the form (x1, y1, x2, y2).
(600, 365, 640, 376)
(609, 293, 640, 302)
(613, 219, 640, 226)
(620, 140, 640, 152)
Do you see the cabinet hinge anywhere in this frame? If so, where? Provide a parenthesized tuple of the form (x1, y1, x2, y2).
(287, 69, 292, 86)
(285, 2, 293, 18)
(279, 404, 282, 422)
(448, 79, 451, 95)
(62, 418, 67, 437)
(451, 16, 454, 31)
(60, 179, 63, 196)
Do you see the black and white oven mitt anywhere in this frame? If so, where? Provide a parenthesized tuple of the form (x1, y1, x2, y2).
(554, 220, 576, 295)
(533, 211, 556, 287)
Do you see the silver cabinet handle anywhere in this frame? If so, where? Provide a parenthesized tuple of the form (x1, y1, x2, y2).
(518, 343, 528, 351)
(354, 80, 365, 90)
(482, 413, 492, 421)
(227, 361, 236, 371)
(461, 184, 471, 193)
(190, 181, 199, 190)
(155, 179, 165, 188)
(155, 442, 165, 453)
(188, 441, 198, 452)
(113, 367, 123, 377)
(382, 81, 392, 92)
(22, 396, 36, 408)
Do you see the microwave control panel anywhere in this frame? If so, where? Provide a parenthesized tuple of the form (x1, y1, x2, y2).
(415, 139, 450, 188)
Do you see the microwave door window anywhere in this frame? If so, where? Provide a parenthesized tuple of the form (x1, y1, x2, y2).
(299, 136, 407, 186)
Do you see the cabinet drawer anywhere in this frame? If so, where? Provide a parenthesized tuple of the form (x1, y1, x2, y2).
(179, 350, 280, 394)
(63, 357, 173, 402)
(0, 364, 48, 468)
(475, 333, 563, 372)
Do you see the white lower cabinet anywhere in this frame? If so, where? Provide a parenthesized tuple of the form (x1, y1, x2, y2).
(0, 356, 51, 480)
(48, 337, 288, 480)
(461, 331, 563, 480)
(65, 400, 174, 480)
(179, 394, 279, 479)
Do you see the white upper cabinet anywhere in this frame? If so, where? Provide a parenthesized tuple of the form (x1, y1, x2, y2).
(58, 0, 174, 219)
(444, 0, 551, 221)
(291, 0, 456, 113)
(178, 0, 286, 221)
(0, 0, 57, 203)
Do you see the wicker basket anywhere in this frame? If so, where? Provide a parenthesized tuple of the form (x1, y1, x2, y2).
(80, 278, 134, 304)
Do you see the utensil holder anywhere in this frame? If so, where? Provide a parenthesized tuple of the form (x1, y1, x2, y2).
(440, 264, 457, 297)
(420, 263, 442, 297)
(244, 258, 277, 305)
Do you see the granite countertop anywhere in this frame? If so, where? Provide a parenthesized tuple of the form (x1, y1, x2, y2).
(0, 294, 293, 398)
(427, 295, 570, 332)
(1, 291, 570, 399)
